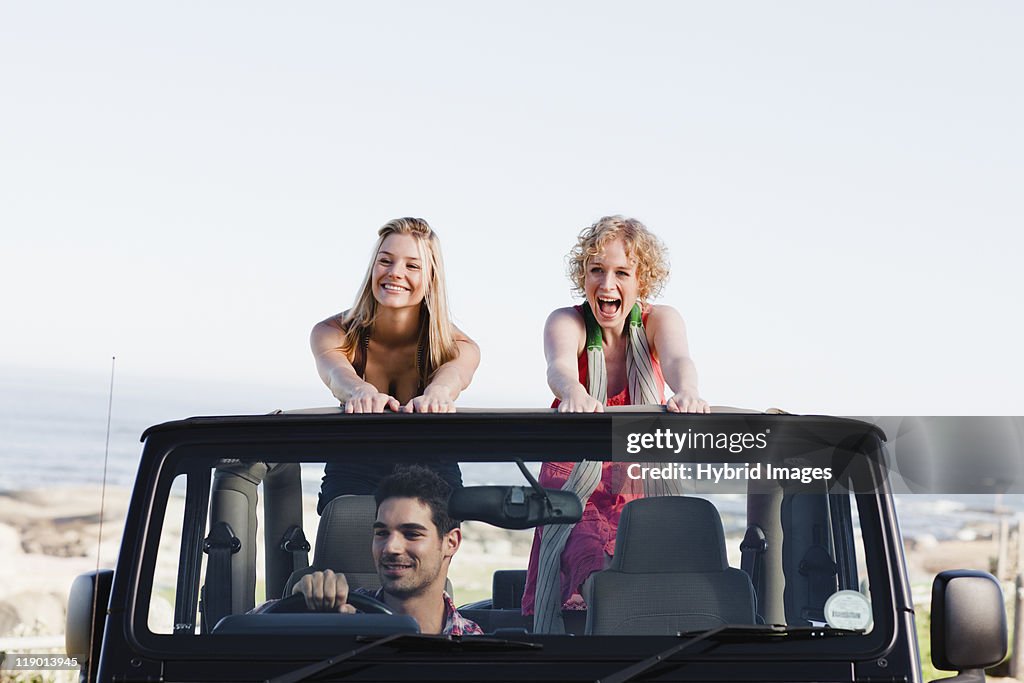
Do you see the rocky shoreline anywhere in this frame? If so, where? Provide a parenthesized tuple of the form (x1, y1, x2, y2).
(0, 487, 128, 639)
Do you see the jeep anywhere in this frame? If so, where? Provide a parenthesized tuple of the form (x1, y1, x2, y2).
(66, 409, 1008, 682)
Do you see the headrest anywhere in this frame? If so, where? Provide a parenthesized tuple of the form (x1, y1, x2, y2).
(609, 497, 729, 573)
(313, 495, 378, 575)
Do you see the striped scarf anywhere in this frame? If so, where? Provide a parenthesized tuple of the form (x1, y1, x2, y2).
(534, 303, 679, 634)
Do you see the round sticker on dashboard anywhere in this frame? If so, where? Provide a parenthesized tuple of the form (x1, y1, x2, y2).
(824, 590, 872, 631)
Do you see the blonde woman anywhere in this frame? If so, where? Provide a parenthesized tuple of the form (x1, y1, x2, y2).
(523, 215, 708, 630)
(311, 217, 479, 510)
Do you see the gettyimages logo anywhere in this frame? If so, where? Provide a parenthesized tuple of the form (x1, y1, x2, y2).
(624, 427, 770, 455)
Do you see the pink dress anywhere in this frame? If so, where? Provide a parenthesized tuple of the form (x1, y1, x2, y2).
(521, 308, 665, 615)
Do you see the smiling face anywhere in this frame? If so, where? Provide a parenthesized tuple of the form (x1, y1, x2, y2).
(371, 233, 428, 310)
(372, 497, 459, 599)
(584, 237, 640, 333)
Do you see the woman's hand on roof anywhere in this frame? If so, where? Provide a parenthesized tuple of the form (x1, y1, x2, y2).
(343, 384, 401, 413)
(558, 385, 604, 413)
(402, 385, 456, 413)
(666, 390, 710, 414)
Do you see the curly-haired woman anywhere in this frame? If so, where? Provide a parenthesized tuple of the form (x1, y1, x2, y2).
(523, 215, 708, 630)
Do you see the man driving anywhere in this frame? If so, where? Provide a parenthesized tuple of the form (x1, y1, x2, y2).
(262, 465, 481, 635)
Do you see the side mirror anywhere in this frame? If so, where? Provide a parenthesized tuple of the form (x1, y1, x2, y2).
(449, 486, 582, 529)
(931, 569, 1007, 682)
(66, 569, 114, 676)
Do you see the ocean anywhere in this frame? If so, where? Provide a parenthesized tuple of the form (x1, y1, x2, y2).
(0, 367, 327, 491)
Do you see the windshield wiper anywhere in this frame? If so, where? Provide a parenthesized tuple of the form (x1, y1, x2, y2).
(266, 633, 542, 683)
(595, 625, 729, 683)
(595, 624, 864, 683)
(354, 633, 543, 651)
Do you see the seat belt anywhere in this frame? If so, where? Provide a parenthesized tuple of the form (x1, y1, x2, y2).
(740, 525, 767, 615)
(280, 525, 311, 574)
(201, 521, 240, 632)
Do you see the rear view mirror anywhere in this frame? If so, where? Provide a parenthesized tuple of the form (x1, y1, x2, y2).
(449, 486, 582, 529)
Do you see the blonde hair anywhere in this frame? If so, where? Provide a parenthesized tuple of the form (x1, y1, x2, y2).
(567, 215, 670, 301)
(342, 218, 459, 386)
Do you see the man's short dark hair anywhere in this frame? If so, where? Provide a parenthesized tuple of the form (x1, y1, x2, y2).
(374, 465, 459, 534)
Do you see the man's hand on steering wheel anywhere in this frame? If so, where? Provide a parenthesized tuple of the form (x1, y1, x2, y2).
(280, 569, 393, 615)
(292, 569, 356, 613)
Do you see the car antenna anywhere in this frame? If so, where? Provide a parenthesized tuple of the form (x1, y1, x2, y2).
(514, 458, 554, 512)
(89, 355, 116, 682)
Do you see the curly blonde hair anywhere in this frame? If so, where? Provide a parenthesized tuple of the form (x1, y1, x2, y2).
(567, 215, 670, 301)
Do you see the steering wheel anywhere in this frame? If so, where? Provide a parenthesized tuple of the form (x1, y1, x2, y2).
(265, 590, 393, 615)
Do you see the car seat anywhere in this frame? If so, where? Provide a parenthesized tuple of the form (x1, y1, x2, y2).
(583, 496, 756, 635)
(283, 495, 381, 596)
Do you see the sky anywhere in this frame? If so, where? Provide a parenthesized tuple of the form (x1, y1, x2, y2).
(2, 1, 1022, 418)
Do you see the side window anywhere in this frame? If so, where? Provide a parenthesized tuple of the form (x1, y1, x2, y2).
(850, 494, 871, 600)
(148, 473, 189, 634)
(824, 492, 873, 633)
(850, 495, 869, 595)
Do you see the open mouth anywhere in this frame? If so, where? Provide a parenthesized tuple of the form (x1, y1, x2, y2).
(381, 282, 409, 293)
(596, 297, 621, 316)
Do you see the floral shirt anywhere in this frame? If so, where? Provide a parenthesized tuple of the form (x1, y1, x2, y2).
(422, 589, 482, 636)
(254, 587, 482, 636)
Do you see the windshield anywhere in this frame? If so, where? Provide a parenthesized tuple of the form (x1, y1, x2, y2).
(137, 422, 891, 662)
